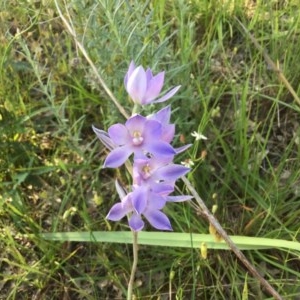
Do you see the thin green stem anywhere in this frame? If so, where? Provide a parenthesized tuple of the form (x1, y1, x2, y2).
(132, 103, 141, 115)
(127, 231, 138, 300)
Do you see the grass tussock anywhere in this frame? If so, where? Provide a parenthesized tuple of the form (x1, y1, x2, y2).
(1, 0, 300, 299)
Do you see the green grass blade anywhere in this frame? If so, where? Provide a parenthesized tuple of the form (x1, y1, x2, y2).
(38, 231, 300, 251)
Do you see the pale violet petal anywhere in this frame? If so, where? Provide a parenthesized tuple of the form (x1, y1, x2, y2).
(148, 105, 171, 124)
(144, 210, 172, 231)
(143, 71, 165, 104)
(108, 123, 129, 145)
(161, 124, 175, 143)
(146, 141, 175, 157)
(125, 114, 147, 133)
(155, 164, 190, 181)
(152, 85, 181, 103)
(175, 144, 192, 154)
(147, 192, 167, 210)
(92, 125, 115, 151)
(167, 195, 193, 202)
(115, 180, 127, 200)
(145, 68, 153, 82)
(151, 184, 174, 196)
(124, 60, 136, 86)
(142, 119, 162, 141)
(131, 186, 148, 214)
(126, 66, 147, 103)
(104, 146, 132, 168)
(106, 203, 128, 221)
(129, 213, 144, 231)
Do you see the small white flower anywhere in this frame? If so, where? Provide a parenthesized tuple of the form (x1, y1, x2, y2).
(181, 159, 195, 168)
(191, 131, 207, 141)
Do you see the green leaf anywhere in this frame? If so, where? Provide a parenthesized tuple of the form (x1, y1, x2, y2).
(38, 231, 300, 252)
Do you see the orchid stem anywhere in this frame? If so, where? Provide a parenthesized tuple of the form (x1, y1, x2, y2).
(132, 103, 141, 115)
(127, 230, 138, 300)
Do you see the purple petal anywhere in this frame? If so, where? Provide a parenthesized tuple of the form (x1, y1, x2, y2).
(108, 123, 129, 145)
(167, 195, 193, 202)
(144, 209, 172, 231)
(151, 184, 174, 196)
(92, 126, 115, 151)
(126, 66, 147, 103)
(142, 120, 162, 141)
(149, 105, 171, 124)
(115, 180, 127, 199)
(124, 61, 136, 88)
(131, 186, 148, 214)
(104, 146, 132, 168)
(124, 60, 136, 86)
(143, 71, 165, 104)
(129, 213, 144, 231)
(125, 114, 147, 133)
(147, 192, 167, 210)
(161, 124, 175, 143)
(153, 85, 181, 103)
(175, 144, 192, 154)
(146, 141, 175, 157)
(145, 68, 153, 82)
(155, 164, 190, 181)
(106, 203, 128, 221)
(150, 155, 173, 167)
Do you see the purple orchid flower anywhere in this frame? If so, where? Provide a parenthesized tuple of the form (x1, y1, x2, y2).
(132, 156, 190, 187)
(124, 61, 181, 105)
(107, 182, 172, 231)
(94, 114, 176, 168)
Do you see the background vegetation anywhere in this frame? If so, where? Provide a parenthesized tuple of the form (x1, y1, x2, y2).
(1, 0, 300, 299)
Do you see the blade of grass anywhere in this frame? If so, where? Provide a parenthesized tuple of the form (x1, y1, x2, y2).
(38, 231, 300, 252)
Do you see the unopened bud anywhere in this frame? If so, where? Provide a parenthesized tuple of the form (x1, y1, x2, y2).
(200, 242, 208, 259)
(169, 270, 175, 280)
(212, 204, 218, 215)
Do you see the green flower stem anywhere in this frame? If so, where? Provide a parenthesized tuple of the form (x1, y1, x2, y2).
(127, 104, 140, 300)
(126, 102, 140, 299)
(132, 103, 141, 115)
(127, 230, 138, 300)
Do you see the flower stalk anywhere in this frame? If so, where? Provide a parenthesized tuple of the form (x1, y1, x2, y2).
(127, 231, 138, 300)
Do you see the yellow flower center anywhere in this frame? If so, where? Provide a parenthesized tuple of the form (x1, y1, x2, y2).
(142, 164, 151, 179)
